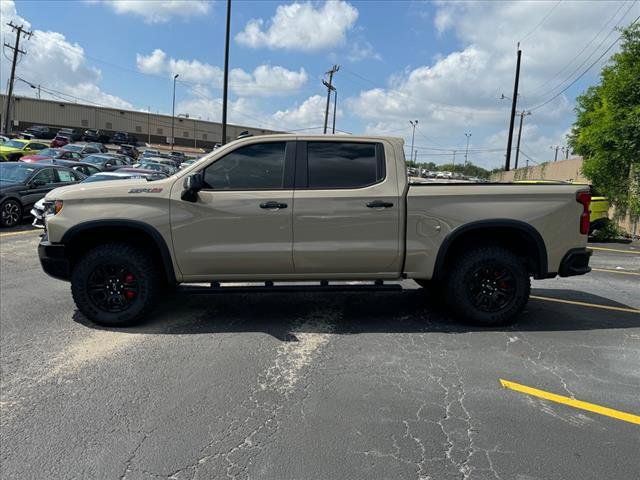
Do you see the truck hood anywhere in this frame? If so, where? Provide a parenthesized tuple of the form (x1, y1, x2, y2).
(45, 176, 175, 201)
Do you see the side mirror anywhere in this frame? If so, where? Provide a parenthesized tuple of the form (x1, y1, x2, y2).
(181, 172, 205, 202)
(105, 163, 113, 169)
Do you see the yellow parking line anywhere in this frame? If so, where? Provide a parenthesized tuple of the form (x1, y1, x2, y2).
(590, 246, 639, 254)
(500, 379, 640, 425)
(0, 230, 39, 238)
(592, 268, 640, 276)
(530, 295, 640, 314)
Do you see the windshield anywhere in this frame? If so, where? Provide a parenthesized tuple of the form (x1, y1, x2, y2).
(0, 163, 36, 183)
(82, 155, 108, 165)
(2, 140, 27, 149)
(63, 144, 83, 152)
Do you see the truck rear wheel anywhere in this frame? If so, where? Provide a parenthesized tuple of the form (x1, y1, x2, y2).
(71, 243, 159, 327)
(445, 246, 530, 326)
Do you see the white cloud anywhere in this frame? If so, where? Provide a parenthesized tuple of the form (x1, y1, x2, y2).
(272, 95, 341, 130)
(136, 49, 307, 96)
(236, 1, 359, 51)
(0, 1, 132, 109)
(347, 40, 381, 62)
(92, 0, 212, 24)
(346, 0, 638, 168)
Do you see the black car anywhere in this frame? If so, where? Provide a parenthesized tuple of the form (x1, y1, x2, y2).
(111, 132, 137, 145)
(117, 144, 139, 160)
(20, 125, 56, 140)
(57, 128, 82, 142)
(41, 159, 103, 177)
(82, 129, 110, 143)
(0, 162, 85, 227)
(81, 154, 130, 171)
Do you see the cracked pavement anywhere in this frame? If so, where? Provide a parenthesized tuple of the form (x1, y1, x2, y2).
(1, 233, 639, 479)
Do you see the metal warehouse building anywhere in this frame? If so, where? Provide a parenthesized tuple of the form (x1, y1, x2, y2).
(0, 94, 280, 150)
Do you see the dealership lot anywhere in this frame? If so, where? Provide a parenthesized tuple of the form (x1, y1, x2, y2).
(1, 230, 638, 479)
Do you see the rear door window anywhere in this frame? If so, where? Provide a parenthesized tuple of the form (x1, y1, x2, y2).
(306, 142, 383, 189)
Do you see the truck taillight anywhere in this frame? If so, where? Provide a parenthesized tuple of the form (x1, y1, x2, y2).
(576, 191, 591, 235)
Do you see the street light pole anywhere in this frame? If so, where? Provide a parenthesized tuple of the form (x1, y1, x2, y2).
(221, 0, 232, 145)
(332, 89, 337, 134)
(171, 73, 179, 150)
(409, 120, 418, 164)
(514, 110, 531, 169)
(464, 132, 471, 166)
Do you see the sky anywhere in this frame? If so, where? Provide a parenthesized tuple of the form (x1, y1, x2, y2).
(1, 0, 638, 169)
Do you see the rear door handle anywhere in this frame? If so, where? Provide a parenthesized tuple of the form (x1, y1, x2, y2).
(260, 201, 288, 210)
(366, 201, 394, 208)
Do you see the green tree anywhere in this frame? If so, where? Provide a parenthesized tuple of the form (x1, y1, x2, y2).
(569, 24, 640, 219)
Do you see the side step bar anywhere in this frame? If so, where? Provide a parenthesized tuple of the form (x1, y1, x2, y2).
(180, 281, 402, 295)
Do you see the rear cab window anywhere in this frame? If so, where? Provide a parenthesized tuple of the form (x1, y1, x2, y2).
(299, 141, 385, 189)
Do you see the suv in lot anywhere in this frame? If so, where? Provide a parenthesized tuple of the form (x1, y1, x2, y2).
(20, 125, 56, 140)
(82, 129, 111, 143)
(111, 132, 137, 145)
(37, 135, 592, 327)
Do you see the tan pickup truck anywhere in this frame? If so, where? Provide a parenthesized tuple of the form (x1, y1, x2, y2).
(37, 135, 592, 327)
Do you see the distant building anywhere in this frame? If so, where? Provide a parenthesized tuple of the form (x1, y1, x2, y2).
(0, 94, 281, 149)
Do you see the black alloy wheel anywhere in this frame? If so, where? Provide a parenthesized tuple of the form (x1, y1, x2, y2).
(87, 264, 139, 313)
(1, 199, 21, 228)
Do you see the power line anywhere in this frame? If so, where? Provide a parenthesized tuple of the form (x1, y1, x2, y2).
(520, 0, 563, 43)
(525, 1, 629, 98)
(527, 14, 639, 112)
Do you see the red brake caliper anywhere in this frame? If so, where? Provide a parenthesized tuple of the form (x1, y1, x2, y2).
(124, 273, 136, 300)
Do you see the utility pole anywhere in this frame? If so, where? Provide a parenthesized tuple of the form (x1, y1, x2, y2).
(464, 132, 472, 166)
(193, 119, 197, 149)
(2, 22, 33, 135)
(171, 73, 179, 150)
(452, 150, 457, 169)
(409, 120, 418, 164)
(564, 146, 570, 159)
(332, 89, 337, 134)
(551, 145, 560, 162)
(504, 44, 522, 171)
(323, 65, 339, 134)
(147, 106, 151, 144)
(514, 110, 531, 169)
(221, 0, 231, 145)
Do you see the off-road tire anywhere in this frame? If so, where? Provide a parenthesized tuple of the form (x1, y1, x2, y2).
(71, 243, 159, 327)
(0, 199, 22, 228)
(445, 246, 530, 326)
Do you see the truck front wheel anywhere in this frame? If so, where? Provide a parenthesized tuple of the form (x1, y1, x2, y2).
(445, 246, 530, 326)
(71, 243, 159, 327)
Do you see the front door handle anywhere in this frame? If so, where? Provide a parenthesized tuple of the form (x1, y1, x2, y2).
(366, 200, 394, 208)
(260, 201, 288, 210)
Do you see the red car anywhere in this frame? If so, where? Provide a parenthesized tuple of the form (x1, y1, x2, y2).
(50, 135, 71, 148)
(21, 148, 82, 163)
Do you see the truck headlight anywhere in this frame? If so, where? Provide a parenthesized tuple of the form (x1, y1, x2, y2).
(44, 200, 63, 216)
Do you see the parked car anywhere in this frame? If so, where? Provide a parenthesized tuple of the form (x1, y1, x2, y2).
(0, 162, 85, 227)
(101, 152, 133, 165)
(141, 149, 161, 158)
(82, 129, 110, 143)
(81, 154, 130, 171)
(117, 144, 139, 159)
(111, 132, 137, 145)
(41, 159, 103, 177)
(37, 135, 593, 327)
(57, 128, 82, 142)
(61, 143, 102, 157)
(20, 125, 56, 140)
(86, 142, 108, 153)
(21, 148, 83, 163)
(81, 169, 167, 183)
(50, 135, 71, 148)
(168, 151, 186, 162)
(0, 139, 50, 162)
(133, 159, 177, 175)
(179, 158, 197, 170)
(0, 135, 9, 144)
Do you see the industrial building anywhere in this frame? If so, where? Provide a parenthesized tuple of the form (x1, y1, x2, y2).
(0, 94, 280, 150)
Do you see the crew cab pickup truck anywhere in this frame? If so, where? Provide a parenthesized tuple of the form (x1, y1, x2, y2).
(37, 135, 592, 327)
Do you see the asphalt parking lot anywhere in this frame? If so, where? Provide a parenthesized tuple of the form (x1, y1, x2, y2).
(1, 229, 638, 480)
